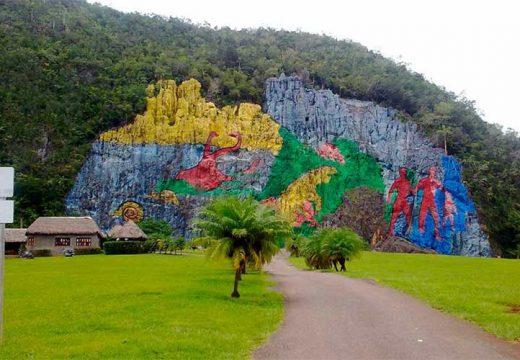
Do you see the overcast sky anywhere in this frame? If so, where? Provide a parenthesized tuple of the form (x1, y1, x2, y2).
(89, 0, 520, 132)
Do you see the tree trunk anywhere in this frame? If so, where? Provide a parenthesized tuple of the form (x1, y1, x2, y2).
(339, 258, 346, 271)
(332, 260, 339, 272)
(231, 268, 241, 298)
(241, 258, 247, 275)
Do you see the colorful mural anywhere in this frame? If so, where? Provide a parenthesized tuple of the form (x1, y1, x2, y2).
(100, 79, 282, 153)
(387, 168, 413, 235)
(176, 131, 242, 190)
(387, 157, 480, 254)
(113, 201, 144, 222)
(67, 75, 490, 256)
(262, 166, 337, 226)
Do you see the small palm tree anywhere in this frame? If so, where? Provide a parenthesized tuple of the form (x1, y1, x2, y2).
(194, 196, 292, 298)
(302, 227, 364, 271)
(320, 227, 364, 271)
(301, 236, 329, 270)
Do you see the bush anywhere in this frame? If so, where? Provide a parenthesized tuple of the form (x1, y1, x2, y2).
(138, 219, 173, 237)
(174, 237, 185, 254)
(143, 239, 157, 253)
(103, 241, 144, 255)
(301, 236, 329, 270)
(74, 248, 103, 255)
(286, 234, 306, 257)
(301, 227, 364, 271)
(31, 249, 52, 257)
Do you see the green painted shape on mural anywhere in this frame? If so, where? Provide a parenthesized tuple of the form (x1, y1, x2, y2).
(156, 178, 256, 197)
(315, 139, 385, 221)
(157, 127, 385, 227)
(260, 128, 330, 199)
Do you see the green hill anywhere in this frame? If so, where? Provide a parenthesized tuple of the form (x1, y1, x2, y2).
(0, 0, 518, 255)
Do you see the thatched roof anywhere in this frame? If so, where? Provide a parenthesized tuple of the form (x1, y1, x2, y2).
(27, 217, 103, 237)
(108, 221, 147, 240)
(5, 229, 27, 243)
(107, 224, 123, 238)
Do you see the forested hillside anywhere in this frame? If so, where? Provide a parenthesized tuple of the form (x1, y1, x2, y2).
(0, 0, 518, 255)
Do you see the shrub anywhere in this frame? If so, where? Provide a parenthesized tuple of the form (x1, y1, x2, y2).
(74, 248, 103, 255)
(174, 237, 185, 254)
(143, 239, 157, 253)
(31, 249, 52, 257)
(285, 234, 306, 257)
(301, 236, 329, 270)
(103, 241, 144, 255)
(320, 227, 364, 271)
(138, 219, 173, 237)
(301, 227, 364, 271)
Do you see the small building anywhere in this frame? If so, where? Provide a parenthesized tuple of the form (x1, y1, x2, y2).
(26, 217, 103, 255)
(5, 228, 27, 255)
(107, 220, 147, 241)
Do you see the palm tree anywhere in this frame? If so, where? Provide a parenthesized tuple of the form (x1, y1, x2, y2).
(302, 227, 364, 271)
(301, 235, 329, 270)
(194, 196, 292, 298)
(320, 227, 364, 271)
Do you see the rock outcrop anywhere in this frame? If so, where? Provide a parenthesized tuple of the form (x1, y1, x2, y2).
(264, 75, 490, 256)
(66, 75, 491, 256)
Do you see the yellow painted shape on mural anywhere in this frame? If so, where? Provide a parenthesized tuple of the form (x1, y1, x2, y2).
(276, 166, 337, 224)
(100, 79, 282, 153)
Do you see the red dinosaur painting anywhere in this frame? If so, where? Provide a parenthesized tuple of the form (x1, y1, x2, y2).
(387, 168, 413, 235)
(176, 131, 242, 190)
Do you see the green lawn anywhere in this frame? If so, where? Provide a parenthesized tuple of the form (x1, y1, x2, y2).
(1, 254, 283, 359)
(289, 252, 520, 341)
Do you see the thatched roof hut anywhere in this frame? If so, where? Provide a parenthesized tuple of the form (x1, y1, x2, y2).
(27, 217, 104, 237)
(25, 217, 103, 255)
(5, 228, 27, 255)
(5, 228, 27, 244)
(108, 221, 147, 241)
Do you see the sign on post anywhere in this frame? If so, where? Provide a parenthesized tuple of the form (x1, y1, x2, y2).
(0, 167, 14, 224)
(0, 167, 14, 342)
(0, 167, 14, 198)
(0, 201, 13, 224)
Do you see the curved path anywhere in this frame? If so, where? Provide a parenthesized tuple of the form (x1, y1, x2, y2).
(254, 254, 520, 360)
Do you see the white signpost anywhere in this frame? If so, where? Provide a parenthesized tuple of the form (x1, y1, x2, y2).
(0, 167, 15, 342)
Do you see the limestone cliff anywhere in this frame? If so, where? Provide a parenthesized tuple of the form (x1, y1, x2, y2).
(66, 76, 490, 256)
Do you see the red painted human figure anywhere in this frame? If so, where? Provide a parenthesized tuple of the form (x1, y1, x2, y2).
(387, 168, 412, 235)
(415, 167, 442, 238)
(176, 131, 242, 190)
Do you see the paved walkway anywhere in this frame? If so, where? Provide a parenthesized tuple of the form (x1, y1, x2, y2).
(254, 254, 520, 360)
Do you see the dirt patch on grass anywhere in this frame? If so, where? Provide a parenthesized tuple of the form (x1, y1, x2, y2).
(507, 304, 520, 314)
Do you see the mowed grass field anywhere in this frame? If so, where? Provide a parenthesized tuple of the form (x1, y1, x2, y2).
(1, 254, 283, 359)
(290, 252, 520, 341)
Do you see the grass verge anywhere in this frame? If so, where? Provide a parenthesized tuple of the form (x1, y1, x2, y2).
(289, 252, 520, 341)
(1, 254, 283, 359)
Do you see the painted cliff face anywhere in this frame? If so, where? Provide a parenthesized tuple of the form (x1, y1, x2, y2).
(66, 75, 490, 256)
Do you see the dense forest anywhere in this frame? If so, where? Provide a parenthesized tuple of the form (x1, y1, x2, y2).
(0, 0, 518, 256)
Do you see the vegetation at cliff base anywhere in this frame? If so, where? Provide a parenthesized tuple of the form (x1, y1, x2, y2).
(0, 0, 518, 255)
(289, 252, 520, 341)
(1, 255, 283, 359)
